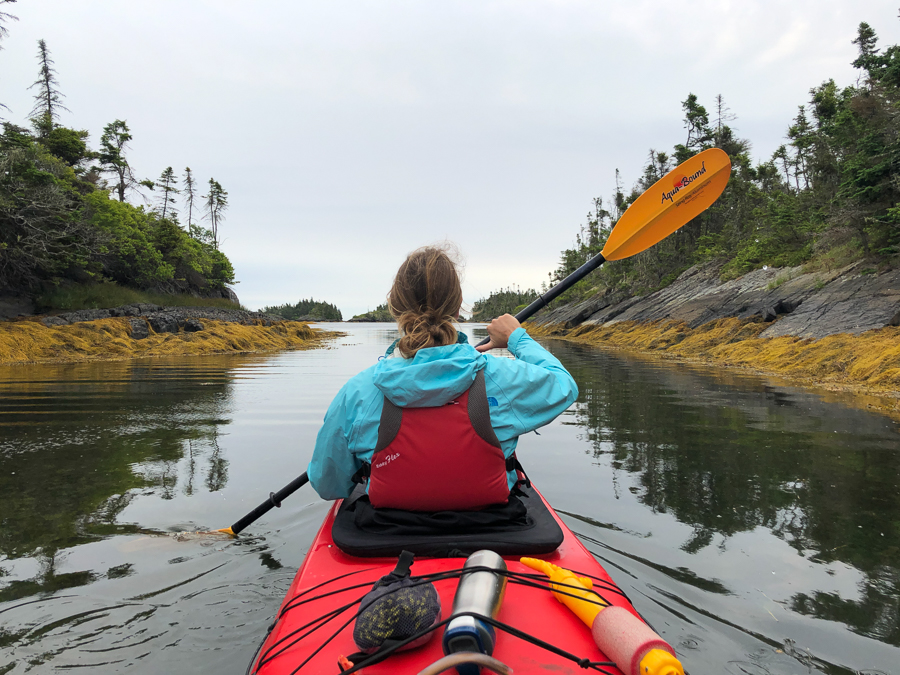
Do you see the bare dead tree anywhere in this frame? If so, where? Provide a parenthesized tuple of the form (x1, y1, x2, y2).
(29, 39, 69, 136)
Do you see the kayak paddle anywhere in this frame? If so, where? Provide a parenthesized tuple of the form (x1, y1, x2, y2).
(476, 147, 732, 347)
(217, 472, 309, 535)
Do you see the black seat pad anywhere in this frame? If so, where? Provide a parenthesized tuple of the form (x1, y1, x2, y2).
(331, 484, 564, 558)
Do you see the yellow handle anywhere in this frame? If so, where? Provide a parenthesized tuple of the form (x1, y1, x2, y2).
(640, 648, 684, 675)
(519, 557, 605, 627)
(521, 558, 685, 675)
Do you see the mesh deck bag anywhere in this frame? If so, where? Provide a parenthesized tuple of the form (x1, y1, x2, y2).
(352, 550, 441, 654)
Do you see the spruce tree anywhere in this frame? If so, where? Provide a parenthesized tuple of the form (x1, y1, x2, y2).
(673, 93, 712, 162)
(154, 167, 180, 222)
(97, 120, 137, 202)
(852, 22, 879, 72)
(712, 94, 737, 146)
(182, 167, 197, 237)
(203, 179, 229, 248)
(28, 39, 69, 137)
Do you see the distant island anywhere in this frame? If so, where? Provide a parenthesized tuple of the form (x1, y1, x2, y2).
(260, 298, 343, 322)
(350, 303, 393, 322)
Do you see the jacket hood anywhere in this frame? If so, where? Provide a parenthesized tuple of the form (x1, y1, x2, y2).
(372, 343, 485, 408)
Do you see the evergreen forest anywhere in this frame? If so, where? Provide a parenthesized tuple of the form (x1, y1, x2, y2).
(490, 18, 900, 312)
(261, 298, 343, 321)
(470, 288, 539, 322)
(351, 303, 394, 322)
(0, 21, 235, 308)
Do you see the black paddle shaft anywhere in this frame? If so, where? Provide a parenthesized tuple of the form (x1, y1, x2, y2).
(475, 251, 606, 347)
(229, 471, 309, 534)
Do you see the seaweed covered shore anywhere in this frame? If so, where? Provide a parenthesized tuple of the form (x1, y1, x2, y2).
(527, 318, 900, 415)
(526, 261, 900, 416)
(0, 305, 337, 365)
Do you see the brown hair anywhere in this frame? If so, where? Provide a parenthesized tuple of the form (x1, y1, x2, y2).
(388, 245, 463, 358)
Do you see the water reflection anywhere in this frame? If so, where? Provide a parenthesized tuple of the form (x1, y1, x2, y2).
(0, 358, 246, 602)
(551, 341, 900, 647)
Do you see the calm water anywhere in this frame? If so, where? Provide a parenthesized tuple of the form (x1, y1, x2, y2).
(1, 323, 898, 674)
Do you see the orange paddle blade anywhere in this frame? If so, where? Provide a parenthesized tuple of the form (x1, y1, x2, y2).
(601, 148, 732, 261)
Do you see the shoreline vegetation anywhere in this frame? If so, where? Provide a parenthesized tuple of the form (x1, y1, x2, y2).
(350, 304, 393, 322)
(0, 316, 337, 366)
(473, 18, 900, 419)
(1, 32, 238, 318)
(526, 319, 900, 417)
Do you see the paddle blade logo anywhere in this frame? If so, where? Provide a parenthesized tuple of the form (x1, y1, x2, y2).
(600, 147, 732, 261)
(661, 162, 707, 204)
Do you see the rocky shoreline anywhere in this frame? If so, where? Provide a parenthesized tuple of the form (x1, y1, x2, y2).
(527, 261, 900, 412)
(0, 305, 335, 366)
(37, 304, 284, 340)
(534, 260, 900, 339)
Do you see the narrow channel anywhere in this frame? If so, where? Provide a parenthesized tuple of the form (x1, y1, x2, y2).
(0, 324, 897, 674)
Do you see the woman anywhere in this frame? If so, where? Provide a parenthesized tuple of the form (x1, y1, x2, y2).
(308, 245, 578, 512)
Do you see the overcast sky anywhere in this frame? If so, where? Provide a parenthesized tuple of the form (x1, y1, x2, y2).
(2, 1, 898, 317)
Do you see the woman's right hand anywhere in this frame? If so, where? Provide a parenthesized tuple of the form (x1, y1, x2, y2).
(475, 314, 521, 352)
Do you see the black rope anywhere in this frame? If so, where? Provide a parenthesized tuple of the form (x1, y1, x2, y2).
(244, 627, 270, 675)
(253, 563, 638, 675)
(256, 569, 474, 673)
(338, 611, 618, 675)
(277, 568, 376, 618)
(257, 602, 360, 669)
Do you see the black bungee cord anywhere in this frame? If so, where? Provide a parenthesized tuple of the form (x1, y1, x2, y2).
(337, 611, 618, 675)
(250, 563, 632, 675)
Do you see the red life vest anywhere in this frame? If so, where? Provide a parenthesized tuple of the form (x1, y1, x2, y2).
(366, 370, 511, 512)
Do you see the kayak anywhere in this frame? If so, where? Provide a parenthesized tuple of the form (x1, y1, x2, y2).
(248, 484, 677, 675)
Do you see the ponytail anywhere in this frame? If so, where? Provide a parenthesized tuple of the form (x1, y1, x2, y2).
(388, 245, 463, 358)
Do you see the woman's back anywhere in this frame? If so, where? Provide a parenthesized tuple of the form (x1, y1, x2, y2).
(307, 245, 578, 508)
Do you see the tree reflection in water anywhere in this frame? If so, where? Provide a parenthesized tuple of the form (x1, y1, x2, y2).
(553, 341, 900, 646)
(0, 357, 243, 601)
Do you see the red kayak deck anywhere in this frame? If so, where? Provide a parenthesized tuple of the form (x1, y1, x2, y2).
(252, 488, 641, 675)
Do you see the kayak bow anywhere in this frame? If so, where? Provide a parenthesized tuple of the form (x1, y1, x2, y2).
(248, 484, 683, 675)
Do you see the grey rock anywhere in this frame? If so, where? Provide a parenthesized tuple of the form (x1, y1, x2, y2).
(41, 316, 69, 327)
(59, 308, 112, 323)
(535, 293, 628, 329)
(148, 314, 180, 334)
(29, 303, 284, 336)
(223, 286, 240, 305)
(110, 305, 142, 317)
(534, 261, 900, 340)
(128, 318, 150, 340)
(760, 267, 900, 338)
(135, 304, 163, 314)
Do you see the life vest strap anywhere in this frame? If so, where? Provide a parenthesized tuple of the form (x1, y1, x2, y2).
(350, 462, 370, 485)
(506, 454, 531, 489)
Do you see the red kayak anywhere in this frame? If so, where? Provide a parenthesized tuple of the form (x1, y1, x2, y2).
(248, 485, 680, 675)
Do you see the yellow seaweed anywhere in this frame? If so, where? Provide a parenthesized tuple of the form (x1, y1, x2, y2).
(0, 318, 334, 365)
(528, 318, 900, 411)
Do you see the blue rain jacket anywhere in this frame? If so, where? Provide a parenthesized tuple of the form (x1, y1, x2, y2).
(307, 328, 579, 500)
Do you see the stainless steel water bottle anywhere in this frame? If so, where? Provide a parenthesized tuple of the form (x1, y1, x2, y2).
(442, 550, 507, 675)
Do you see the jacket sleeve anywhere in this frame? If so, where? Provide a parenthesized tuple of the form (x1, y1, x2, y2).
(484, 327, 578, 441)
(307, 384, 364, 501)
